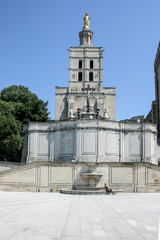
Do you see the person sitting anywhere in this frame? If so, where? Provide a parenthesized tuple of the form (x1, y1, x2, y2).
(104, 183, 115, 195)
(71, 156, 76, 162)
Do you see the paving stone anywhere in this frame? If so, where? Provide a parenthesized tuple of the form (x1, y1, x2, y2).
(0, 192, 160, 240)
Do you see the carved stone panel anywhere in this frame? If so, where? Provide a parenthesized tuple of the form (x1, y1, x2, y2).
(50, 167, 72, 184)
(146, 167, 160, 184)
(0, 168, 35, 184)
(37, 133, 50, 156)
(130, 133, 141, 156)
(59, 131, 74, 155)
(105, 132, 119, 155)
(81, 131, 96, 155)
(111, 166, 133, 184)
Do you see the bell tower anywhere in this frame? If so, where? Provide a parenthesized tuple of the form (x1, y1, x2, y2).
(55, 13, 116, 121)
(69, 12, 103, 92)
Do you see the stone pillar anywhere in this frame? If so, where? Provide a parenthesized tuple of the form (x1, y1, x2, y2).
(99, 48, 103, 89)
(119, 123, 124, 162)
(28, 131, 37, 163)
(75, 126, 81, 161)
(68, 97, 75, 118)
(49, 130, 54, 161)
(142, 123, 145, 162)
(55, 123, 60, 162)
(97, 128, 105, 162)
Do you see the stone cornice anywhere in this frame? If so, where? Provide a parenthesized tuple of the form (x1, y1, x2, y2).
(69, 47, 103, 51)
(26, 119, 157, 134)
(154, 41, 160, 73)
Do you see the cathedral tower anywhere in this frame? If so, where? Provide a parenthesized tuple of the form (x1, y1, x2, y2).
(55, 13, 116, 120)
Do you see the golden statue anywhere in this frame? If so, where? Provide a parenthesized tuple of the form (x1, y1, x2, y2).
(83, 12, 90, 30)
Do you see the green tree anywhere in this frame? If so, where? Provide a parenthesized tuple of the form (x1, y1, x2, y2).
(0, 100, 23, 156)
(0, 85, 50, 160)
(0, 85, 50, 124)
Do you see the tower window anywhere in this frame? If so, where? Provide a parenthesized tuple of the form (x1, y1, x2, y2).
(90, 60, 93, 69)
(89, 72, 93, 81)
(78, 72, 82, 81)
(79, 60, 82, 69)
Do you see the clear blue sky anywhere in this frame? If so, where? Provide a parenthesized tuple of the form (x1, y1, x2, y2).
(0, 0, 160, 120)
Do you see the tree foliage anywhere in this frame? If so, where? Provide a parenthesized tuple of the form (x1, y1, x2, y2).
(0, 100, 23, 156)
(0, 85, 50, 159)
(0, 85, 50, 124)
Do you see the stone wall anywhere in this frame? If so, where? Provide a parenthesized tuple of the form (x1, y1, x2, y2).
(0, 162, 25, 173)
(0, 162, 160, 193)
(22, 119, 158, 165)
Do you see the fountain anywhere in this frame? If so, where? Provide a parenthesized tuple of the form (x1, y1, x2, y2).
(60, 168, 104, 194)
(79, 172, 103, 187)
(71, 170, 104, 194)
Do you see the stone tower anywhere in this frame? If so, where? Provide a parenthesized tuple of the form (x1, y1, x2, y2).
(55, 13, 116, 120)
(145, 42, 160, 137)
(154, 42, 160, 137)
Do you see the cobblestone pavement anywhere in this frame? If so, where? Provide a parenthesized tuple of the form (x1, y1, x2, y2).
(0, 192, 160, 240)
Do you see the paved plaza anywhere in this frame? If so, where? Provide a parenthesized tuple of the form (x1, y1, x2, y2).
(0, 192, 160, 240)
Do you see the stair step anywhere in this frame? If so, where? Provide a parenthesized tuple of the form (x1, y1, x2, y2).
(60, 189, 105, 195)
(60, 189, 123, 195)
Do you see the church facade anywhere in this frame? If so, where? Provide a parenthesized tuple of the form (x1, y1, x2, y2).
(21, 15, 159, 166)
(0, 14, 160, 193)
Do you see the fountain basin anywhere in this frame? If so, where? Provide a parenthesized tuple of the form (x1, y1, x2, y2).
(80, 172, 103, 179)
(80, 172, 103, 187)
